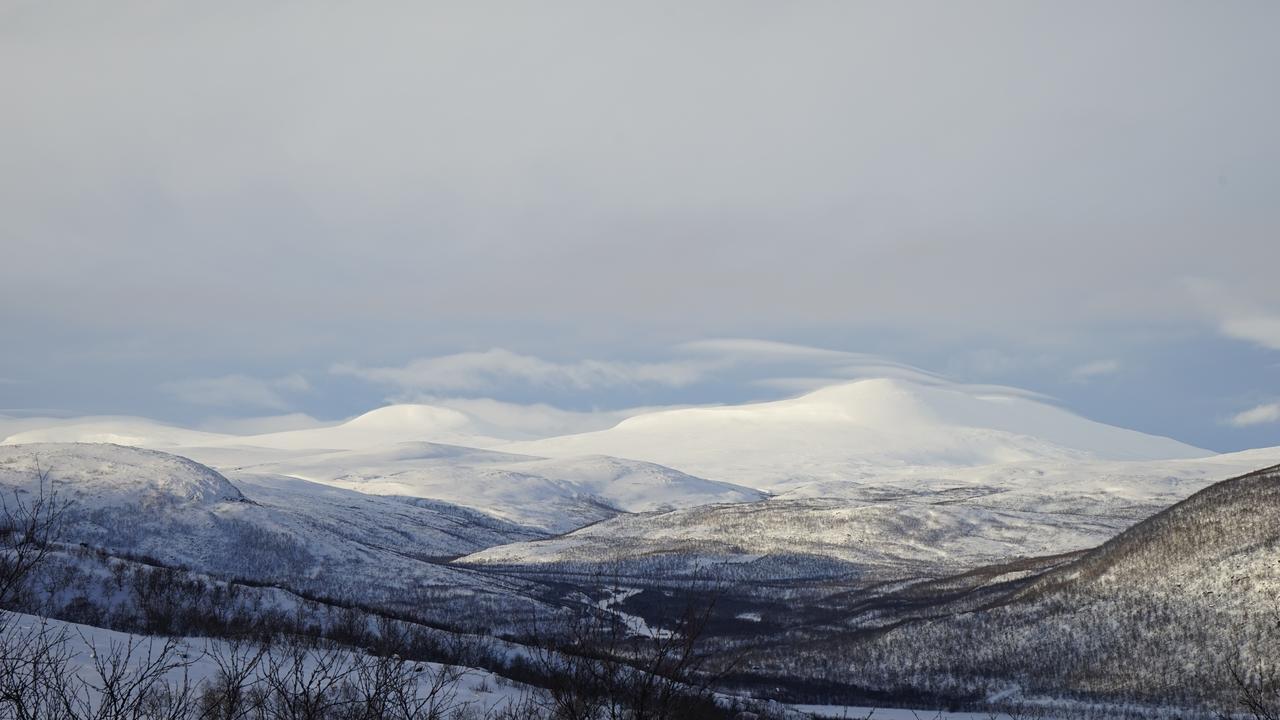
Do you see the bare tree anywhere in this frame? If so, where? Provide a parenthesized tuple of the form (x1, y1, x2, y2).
(199, 637, 269, 720)
(0, 460, 68, 614)
(0, 617, 78, 720)
(72, 634, 198, 720)
(1224, 657, 1280, 720)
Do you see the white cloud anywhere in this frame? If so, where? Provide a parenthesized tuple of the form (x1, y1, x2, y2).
(1070, 359, 1122, 382)
(1221, 315, 1280, 351)
(680, 339, 949, 381)
(748, 376, 850, 394)
(160, 374, 311, 410)
(1228, 402, 1280, 427)
(677, 339, 867, 363)
(1186, 279, 1280, 352)
(331, 340, 1044, 409)
(332, 349, 706, 394)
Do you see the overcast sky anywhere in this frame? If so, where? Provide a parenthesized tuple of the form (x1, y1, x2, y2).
(2, 1, 1278, 451)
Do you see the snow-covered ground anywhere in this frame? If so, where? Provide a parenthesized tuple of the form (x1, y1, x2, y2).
(0, 611, 535, 714)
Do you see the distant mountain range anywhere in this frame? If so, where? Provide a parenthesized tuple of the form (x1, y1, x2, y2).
(3, 377, 1279, 713)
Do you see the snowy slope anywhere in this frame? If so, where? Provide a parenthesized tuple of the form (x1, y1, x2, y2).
(505, 379, 1208, 490)
(0, 444, 551, 623)
(459, 448, 1280, 578)
(2, 405, 497, 451)
(782, 464, 1280, 708)
(226, 442, 765, 533)
(1, 417, 235, 449)
(0, 612, 537, 715)
(4, 407, 767, 534)
(224, 405, 504, 450)
(460, 497, 1123, 578)
(0, 442, 244, 507)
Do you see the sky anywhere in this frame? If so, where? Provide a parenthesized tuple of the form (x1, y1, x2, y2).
(1, 1, 1278, 452)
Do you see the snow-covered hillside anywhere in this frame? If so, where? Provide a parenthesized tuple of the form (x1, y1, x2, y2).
(459, 448, 1280, 578)
(0, 444, 552, 626)
(0, 611, 536, 715)
(3, 408, 766, 534)
(505, 379, 1208, 490)
(0, 442, 245, 507)
(1, 416, 234, 450)
(761, 464, 1280, 709)
(460, 496, 1121, 579)
(224, 443, 764, 533)
(2, 380, 1264, 589)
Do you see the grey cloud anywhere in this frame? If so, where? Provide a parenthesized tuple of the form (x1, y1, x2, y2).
(0, 3, 1277, 451)
(1228, 403, 1280, 428)
(196, 413, 328, 435)
(331, 349, 707, 394)
(2, 2, 1277, 353)
(159, 374, 311, 410)
(1187, 279, 1280, 352)
(1070, 359, 1122, 383)
(1221, 316, 1280, 352)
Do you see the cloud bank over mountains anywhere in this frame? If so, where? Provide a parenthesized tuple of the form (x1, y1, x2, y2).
(0, 3, 1277, 450)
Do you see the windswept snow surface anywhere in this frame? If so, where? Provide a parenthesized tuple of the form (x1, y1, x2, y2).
(505, 379, 1208, 491)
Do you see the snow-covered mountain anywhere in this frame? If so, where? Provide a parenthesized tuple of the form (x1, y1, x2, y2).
(1, 416, 234, 449)
(459, 447, 1280, 580)
(505, 379, 1209, 490)
(1, 405, 499, 451)
(221, 442, 765, 533)
(4, 384, 1279, 713)
(0, 379, 1249, 579)
(4, 407, 766, 533)
(0, 443, 551, 625)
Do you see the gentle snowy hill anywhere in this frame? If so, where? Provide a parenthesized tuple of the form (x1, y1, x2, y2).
(1, 405, 503, 451)
(229, 442, 765, 533)
(1, 417, 235, 449)
(505, 379, 1208, 490)
(459, 496, 1123, 579)
(459, 448, 1280, 579)
(0, 443, 551, 625)
(0, 442, 245, 507)
(4, 407, 768, 534)
(224, 405, 503, 450)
